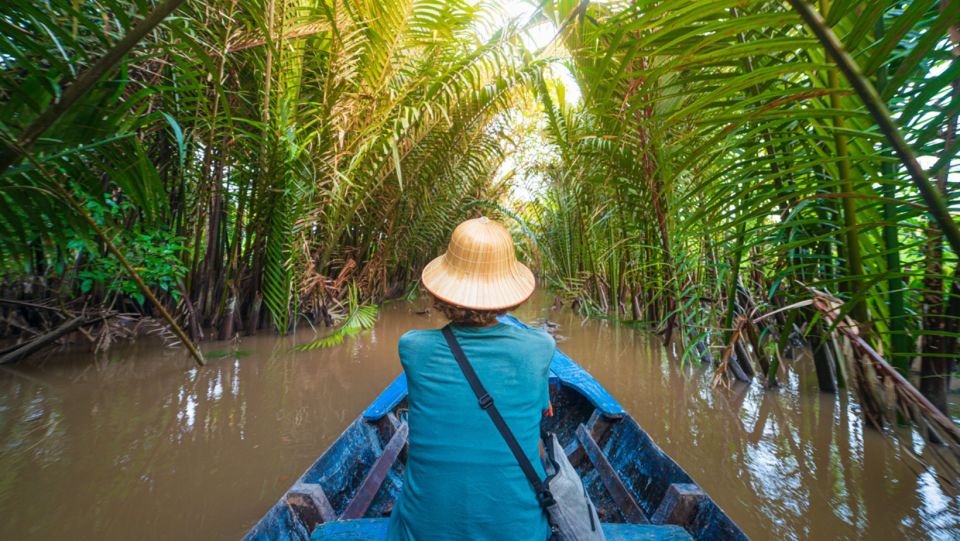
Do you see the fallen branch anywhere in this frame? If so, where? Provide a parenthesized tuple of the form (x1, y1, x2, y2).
(0, 299, 66, 312)
(0, 315, 97, 365)
(738, 287, 959, 478)
(812, 296, 960, 447)
(713, 318, 749, 387)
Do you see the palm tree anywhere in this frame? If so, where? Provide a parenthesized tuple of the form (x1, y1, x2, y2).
(519, 0, 959, 449)
(0, 0, 533, 341)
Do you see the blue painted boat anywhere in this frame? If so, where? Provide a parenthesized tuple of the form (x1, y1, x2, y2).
(245, 316, 748, 541)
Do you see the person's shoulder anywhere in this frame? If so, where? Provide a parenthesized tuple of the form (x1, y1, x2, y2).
(398, 328, 442, 354)
(398, 329, 437, 370)
(507, 324, 556, 350)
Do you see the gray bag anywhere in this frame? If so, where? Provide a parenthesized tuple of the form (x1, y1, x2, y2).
(441, 326, 605, 541)
(541, 432, 605, 541)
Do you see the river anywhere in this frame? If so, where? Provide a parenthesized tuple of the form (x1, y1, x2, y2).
(0, 294, 957, 540)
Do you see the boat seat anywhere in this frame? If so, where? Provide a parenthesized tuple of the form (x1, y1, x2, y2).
(310, 519, 693, 540)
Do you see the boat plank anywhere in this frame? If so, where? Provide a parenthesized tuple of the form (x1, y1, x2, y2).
(603, 523, 694, 541)
(651, 483, 706, 528)
(567, 409, 615, 465)
(362, 374, 407, 421)
(310, 519, 692, 540)
(286, 483, 337, 533)
(577, 423, 648, 524)
(341, 423, 409, 519)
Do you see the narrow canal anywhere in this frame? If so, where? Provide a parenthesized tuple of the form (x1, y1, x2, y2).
(0, 293, 957, 540)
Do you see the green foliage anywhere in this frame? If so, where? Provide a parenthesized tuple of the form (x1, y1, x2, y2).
(516, 0, 960, 373)
(262, 109, 306, 335)
(205, 350, 252, 359)
(295, 284, 379, 350)
(66, 193, 187, 305)
(0, 0, 535, 334)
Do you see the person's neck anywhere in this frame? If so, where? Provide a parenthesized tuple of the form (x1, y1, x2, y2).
(453, 320, 500, 328)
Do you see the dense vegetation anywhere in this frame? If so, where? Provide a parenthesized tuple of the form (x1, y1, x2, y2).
(1, 1, 958, 465)
(1, 0, 533, 351)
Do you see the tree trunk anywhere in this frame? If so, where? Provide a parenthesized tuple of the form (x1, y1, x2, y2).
(812, 321, 838, 393)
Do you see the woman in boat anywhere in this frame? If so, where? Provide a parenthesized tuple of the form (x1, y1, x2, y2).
(386, 217, 555, 541)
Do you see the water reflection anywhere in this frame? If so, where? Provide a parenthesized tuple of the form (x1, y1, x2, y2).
(547, 306, 960, 540)
(0, 295, 957, 540)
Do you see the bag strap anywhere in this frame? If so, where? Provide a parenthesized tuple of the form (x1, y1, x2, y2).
(441, 325, 555, 509)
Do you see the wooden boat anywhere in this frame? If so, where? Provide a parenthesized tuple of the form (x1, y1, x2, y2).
(245, 316, 749, 541)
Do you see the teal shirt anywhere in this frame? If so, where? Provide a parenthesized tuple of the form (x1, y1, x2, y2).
(386, 323, 555, 541)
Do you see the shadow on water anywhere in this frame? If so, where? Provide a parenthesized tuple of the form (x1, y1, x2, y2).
(0, 292, 957, 540)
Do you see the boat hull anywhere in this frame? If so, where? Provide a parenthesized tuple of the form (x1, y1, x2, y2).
(244, 316, 748, 541)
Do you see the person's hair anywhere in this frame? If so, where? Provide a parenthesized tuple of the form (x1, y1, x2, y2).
(431, 295, 514, 325)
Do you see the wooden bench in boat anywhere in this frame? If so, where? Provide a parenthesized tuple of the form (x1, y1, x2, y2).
(310, 519, 694, 541)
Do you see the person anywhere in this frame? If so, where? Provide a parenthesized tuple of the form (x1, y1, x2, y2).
(386, 217, 556, 541)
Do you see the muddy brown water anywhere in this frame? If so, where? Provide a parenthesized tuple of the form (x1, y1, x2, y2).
(0, 294, 958, 540)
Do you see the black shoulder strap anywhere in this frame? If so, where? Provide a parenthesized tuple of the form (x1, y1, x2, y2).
(441, 325, 553, 507)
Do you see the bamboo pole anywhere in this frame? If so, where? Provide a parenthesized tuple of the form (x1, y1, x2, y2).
(786, 0, 960, 257)
(0, 0, 189, 176)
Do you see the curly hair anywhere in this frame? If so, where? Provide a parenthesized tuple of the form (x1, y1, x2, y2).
(432, 296, 515, 326)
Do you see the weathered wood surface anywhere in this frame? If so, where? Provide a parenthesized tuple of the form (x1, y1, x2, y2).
(568, 409, 616, 464)
(309, 518, 693, 540)
(577, 423, 648, 524)
(286, 483, 336, 533)
(341, 422, 408, 519)
(362, 374, 407, 421)
(586, 409, 616, 446)
(651, 484, 707, 527)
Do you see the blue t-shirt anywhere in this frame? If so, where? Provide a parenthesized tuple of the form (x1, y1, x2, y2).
(386, 323, 556, 541)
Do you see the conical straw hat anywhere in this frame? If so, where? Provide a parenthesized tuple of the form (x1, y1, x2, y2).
(421, 217, 535, 310)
